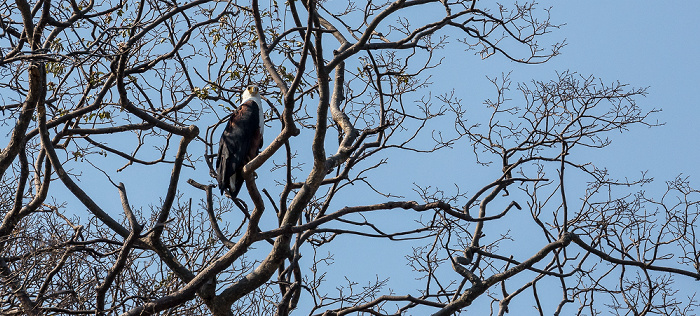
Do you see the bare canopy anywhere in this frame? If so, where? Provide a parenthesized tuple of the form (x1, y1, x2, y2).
(0, 0, 698, 315)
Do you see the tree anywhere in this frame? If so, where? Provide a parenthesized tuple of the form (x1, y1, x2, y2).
(1, 0, 698, 315)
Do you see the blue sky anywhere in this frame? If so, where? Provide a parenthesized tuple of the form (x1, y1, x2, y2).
(61, 1, 700, 225)
(364, 0, 700, 201)
(418, 0, 700, 184)
(305, 1, 700, 313)
(519, 1, 700, 180)
(25, 0, 700, 313)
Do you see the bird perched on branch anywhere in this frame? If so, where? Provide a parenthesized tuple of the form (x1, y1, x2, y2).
(216, 85, 264, 198)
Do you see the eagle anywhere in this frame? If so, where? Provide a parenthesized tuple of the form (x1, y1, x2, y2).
(216, 85, 264, 198)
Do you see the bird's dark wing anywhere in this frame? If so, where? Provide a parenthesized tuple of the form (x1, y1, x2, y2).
(216, 100, 261, 197)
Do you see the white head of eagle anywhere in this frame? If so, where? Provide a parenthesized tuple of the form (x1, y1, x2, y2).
(216, 85, 264, 198)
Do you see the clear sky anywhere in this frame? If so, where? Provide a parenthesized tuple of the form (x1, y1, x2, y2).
(69, 1, 699, 219)
(23, 0, 699, 314)
(306, 1, 700, 314)
(158, 1, 700, 313)
(512, 1, 700, 181)
(394, 0, 700, 191)
(363, 0, 700, 204)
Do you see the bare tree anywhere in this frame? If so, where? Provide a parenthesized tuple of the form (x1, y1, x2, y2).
(1, 0, 698, 315)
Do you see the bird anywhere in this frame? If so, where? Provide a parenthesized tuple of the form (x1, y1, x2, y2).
(216, 85, 264, 198)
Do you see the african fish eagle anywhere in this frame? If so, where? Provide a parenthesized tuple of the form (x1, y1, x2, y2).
(216, 85, 264, 198)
